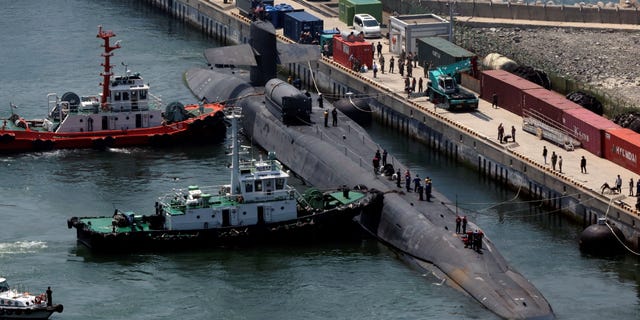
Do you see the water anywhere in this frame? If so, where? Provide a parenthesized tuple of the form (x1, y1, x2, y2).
(0, 1, 638, 319)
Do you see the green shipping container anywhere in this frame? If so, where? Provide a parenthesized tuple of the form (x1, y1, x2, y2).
(417, 37, 475, 69)
(338, 0, 382, 26)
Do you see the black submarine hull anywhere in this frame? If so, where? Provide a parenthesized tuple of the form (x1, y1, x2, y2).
(184, 20, 553, 319)
(238, 81, 553, 319)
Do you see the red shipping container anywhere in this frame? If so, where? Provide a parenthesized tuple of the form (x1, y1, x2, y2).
(332, 35, 373, 72)
(480, 70, 543, 116)
(604, 128, 640, 174)
(523, 88, 581, 125)
(561, 108, 620, 157)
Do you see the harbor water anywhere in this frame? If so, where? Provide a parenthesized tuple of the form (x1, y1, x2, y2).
(0, 1, 638, 319)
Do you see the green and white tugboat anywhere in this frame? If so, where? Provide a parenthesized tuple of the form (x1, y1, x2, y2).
(67, 109, 383, 252)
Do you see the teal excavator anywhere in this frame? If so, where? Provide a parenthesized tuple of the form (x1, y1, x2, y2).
(426, 59, 479, 111)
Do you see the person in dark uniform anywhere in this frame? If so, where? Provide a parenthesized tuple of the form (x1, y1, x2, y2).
(375, 149, 381, 159)
(462, 216, 468, 234)
(323, 110, 329, 127)
(396, 168, 401, 188)
(580, 156, 587, 173)
(491, 92, 498, 108)
(317, 93, 324, 108)
(455, 215, 461, 234)
(413, 174, 421, 192)
(382, 149, 388, 166)
(418, 184, 424, 201)
(389, 56, 395, 74)
(424, 177, 432, 201)
(46, 286, 53, 306)
(405, 172, 411, 192)
(331, 108, 338, 126)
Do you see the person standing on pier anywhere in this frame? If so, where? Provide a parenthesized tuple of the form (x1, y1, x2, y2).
(551, 152, 557, 171)
(372, 62, 378, 78)
(636, 179, 640, 196)
(405, 171, 412, 192)
(331, 108, 338, 126)
(418, 77, 423, 93)
(389, 56, 395, 73)
(630, 178, 635, 196)
(376, 41, 382, 58)
(455, 215, 461, 233)
(379, 55, 385, 74)
(382, 149, 388, 166)
(323, 109, 329, 127)
(399, 59, 404, 76)
(511, 125, 516, 142)
(407, 60, 413, 78)
(616, 174, 622, 193)
(396, 168, 401, 188)
(558, 155, 563, 173)
(543, 146, 548, 164)
(411, 77, 416, 93)
(491, 92, 498, 108)
(580, 156, 587, 173)
(317, 93, 324, 108)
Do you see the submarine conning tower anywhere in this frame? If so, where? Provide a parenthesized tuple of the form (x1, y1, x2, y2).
(265, 79, 312, 125)
(250, 21, 278, 87)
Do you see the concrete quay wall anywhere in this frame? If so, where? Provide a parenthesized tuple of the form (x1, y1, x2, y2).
(141, 0, 640, 249)
(386, 0, 640, 25)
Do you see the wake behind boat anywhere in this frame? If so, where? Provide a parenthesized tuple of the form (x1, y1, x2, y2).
(67, 109, 383, 252)
(0, 26, 225, 153)
(0, 278, 63, 319)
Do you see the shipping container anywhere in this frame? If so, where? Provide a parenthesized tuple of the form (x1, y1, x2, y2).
(320, 33, 335, 56)
(604, 128, 640, 174)
(561, 108, 620, 157)
(417, 37, 475, 68)
(283, 11, 324, 43)
(332, 35, 373, 71)
(270, 4, 296, 29)
(522, 88, 580, 125)
(338, 0, 382, 26)
(480, 70, 544, 116)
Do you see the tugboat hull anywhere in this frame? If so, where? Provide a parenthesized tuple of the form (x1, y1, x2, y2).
(69, 191, 383, 253)
(0, 305, 63, 320)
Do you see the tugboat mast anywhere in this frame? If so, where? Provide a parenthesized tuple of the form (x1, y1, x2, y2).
(97, 25, 120, 110)
(229, 109, 241, 195)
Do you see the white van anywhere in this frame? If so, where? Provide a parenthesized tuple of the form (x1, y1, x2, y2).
(353, 14, 381, 38)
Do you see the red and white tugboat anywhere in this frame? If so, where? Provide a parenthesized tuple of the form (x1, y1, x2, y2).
(0, 277, 63, 319)
(0, 26, 226, 153)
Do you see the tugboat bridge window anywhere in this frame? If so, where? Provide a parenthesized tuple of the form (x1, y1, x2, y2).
(245, 182, 253, 193)
(255, 180, 263, 192)
(275, 178, 284, 190)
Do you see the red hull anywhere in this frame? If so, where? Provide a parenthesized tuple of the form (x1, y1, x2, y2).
(0, 105, 225, 153)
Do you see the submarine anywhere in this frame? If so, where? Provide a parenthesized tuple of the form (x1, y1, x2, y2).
(185, 20, 554, 319)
